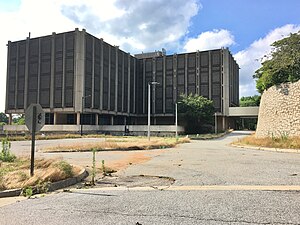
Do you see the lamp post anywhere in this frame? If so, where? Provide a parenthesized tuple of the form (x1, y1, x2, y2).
(81, 95, 91, 136)
(148, 82, 159, 141)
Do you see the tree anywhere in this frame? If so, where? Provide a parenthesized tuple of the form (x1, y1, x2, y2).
(240, 95, 260, 107)
(178, 94, 214, 134)
(253, 31, 300, 93)
(0, 113, 8, 125)
(13, 114, 25, 125)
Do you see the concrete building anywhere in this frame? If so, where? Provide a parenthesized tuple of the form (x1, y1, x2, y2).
(5, 28, 239, 131)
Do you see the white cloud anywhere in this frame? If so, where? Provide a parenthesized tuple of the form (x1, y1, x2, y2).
(183, 29, 235, 52)
(0, 0, 200, 112)
(234, 24, 300, 97)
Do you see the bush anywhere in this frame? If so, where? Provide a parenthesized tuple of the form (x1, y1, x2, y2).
(56, 161, 74, 178)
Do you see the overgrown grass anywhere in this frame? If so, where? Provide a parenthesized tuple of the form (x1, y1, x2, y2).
(233, 134, 300, 149)
(0, 157, 80, 191)
(3, 133, 109, 141)
(40, 137, 190, 152)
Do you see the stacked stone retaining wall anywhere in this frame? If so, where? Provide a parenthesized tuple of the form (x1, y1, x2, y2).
(256, 80, 300, 138)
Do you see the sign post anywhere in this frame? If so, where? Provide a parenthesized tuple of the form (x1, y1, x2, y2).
(25, 104, 45, 176)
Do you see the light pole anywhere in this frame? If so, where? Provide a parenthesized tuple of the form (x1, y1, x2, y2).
(148, 82, 159, 141)
(81, 95, 91, 136)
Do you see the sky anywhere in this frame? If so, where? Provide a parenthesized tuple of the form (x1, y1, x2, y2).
(0, 0, 300, 112)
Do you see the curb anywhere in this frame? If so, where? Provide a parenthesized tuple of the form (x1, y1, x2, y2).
(231, 144, 300, 154)
(0, 167, 88, 198)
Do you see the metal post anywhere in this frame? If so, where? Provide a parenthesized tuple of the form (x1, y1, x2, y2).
(147, 83, 151, 141)
(30, 106, 36, 176)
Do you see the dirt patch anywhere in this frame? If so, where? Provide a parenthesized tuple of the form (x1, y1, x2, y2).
(96, 175, 175, 188)
(106, 150, 166, 172)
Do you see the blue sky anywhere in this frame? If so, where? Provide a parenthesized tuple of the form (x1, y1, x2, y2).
(0, 0, 299, 112)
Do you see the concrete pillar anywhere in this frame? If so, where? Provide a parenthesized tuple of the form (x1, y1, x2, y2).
(91, 37, 95, 109)
(115, 46, 119, 111)
(8, 114, 12, 125)
(208, 50, 212, 99)
(50, 32, 55, 109)
(76, 112, 80, 125)
(222, 116, 226, 131)
(37, 38, 41, 104)
(163, 55, 166, 113)
(54, 112, 58, 125)
(74, 28, 86, 113)
(100, 38, 104, 110)
(185, 53, 188, 95)
(142, 59, 146, 114)
(173, 54, 177, 104)
(62, 33, 66, 107)
(110, 115, 114, 125)
(95, 114, 99, 125)
(24, 36, 30, 109)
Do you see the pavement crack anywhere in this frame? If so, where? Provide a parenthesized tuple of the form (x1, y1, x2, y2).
(57, 208, 298, 224)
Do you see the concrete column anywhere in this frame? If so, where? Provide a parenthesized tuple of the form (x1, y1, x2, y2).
(91, 37, 95, 108)
(208, 50, 212, 99)
(173, 54, 177, 104)
(100, 38, 104, 110)
(24, 36, 30, 109)
(62, 33, 66, 107)
(95, 114, 99, 125)
(133, 58, 136, 114)
(76, 112, 80, 125)
(196, 51, 200, 95)
(37, 38, 41, 104)
(14, 42, 19, 109)
(184, 53, 188, 95)
(163, 55, 166, 114)
(74, 28, 86, 113)
(127, 54, 130, 114)
(8, 114, 12, 125)
(142, 59, 146, 114)
(5, 41, 11, 111)
(110, 115, 114, 125)
(115, 46, 119, 111)
(222, 48, 230, 116)
(152, 57, 156, 114)
(108, 45, 111, 110)
(54, 112, 58, 125)
(50, 32, 55, 109)
(222, 116, 226, 131)
(122, 52, 125, 112)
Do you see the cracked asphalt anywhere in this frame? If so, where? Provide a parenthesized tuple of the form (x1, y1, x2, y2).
(1, 131, 300, 225)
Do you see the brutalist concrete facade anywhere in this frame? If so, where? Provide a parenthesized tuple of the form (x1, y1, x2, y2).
(5, 28, 239, 130)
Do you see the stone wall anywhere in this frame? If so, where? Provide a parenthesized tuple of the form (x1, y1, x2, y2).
(256, 80, 300, 138)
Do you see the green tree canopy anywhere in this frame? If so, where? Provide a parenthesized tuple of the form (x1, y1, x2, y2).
(240, 95, 260, 107)
(253, 31, 300, 93)
(178, 94, 214, 134)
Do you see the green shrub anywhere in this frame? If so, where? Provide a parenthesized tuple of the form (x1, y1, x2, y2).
(0, 137, 16, 162)
(56, 161, 73, 177)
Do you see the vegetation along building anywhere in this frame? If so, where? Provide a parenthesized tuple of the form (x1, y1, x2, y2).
(5, 28, 239, 131)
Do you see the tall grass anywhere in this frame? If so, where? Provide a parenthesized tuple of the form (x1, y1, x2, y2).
(234, 134, 300, 149)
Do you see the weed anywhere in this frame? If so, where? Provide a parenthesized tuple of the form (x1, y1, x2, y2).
(0, 137, 16, 162)
(56, 161, 73, 178)
(22, 186, 33, 197)
(102, 160, 106, 176)
(91, 148, 96, 185)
